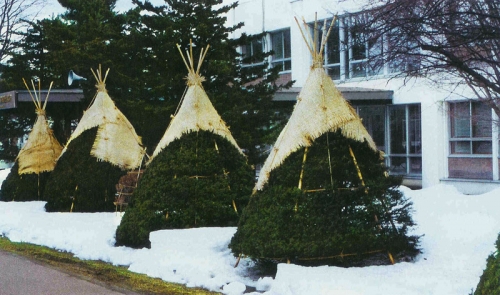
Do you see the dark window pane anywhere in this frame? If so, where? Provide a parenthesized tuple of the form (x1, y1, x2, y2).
(272, 32, 283, 60)
(358, 106, 386, 152)
(450, 102, 470, 138)
(351, 61, 366, 78)
(350, 15, 366, 61)
(409, 157, 422, 174)
(472, 102, 492, 138)
(409, 105, 421, 154)
(283, 30, 291, 58)
(451, 141, 471, 154)
(254, 38, 263, 55)
(389, 156, 407, 174)
(326, 66, 340, 80)
(390, 106, 406, 154)
(284, 60, 291, 71)
(241, 44, 251, 59)
(326, 22, 340, 64)
(472, 141, 492, 154)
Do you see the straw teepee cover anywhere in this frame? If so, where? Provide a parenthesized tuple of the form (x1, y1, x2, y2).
(16, 79, 63, 175)
(60, 66, 145, 170)
(151, 41, 243, 160)
(254, 16, 377, 191)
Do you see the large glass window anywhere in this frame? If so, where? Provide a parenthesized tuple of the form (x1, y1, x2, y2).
(387, 104, 422, 175)
(449, 101, 493, 179)
(270, 29, 291, 72)
(450, 102, 492, 155)
(358, 105, 385, 152)
(355, 104, 421, 176)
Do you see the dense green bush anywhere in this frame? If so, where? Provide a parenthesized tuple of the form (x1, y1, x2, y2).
(474, 233, 500, 295)
(0, 162, 51, 201)
(44, 127, 126, 212)
(115, 130, 254, 248)
(229, 131, 419, 266)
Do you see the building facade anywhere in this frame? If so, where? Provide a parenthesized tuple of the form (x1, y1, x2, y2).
(223, 0, 500, 194)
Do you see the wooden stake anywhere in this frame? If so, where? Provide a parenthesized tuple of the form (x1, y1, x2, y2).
(234, 253, 242, 268)
(298, 147, 309, 190)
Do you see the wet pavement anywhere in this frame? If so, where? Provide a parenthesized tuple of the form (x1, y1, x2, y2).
(0, 250, 140, 295)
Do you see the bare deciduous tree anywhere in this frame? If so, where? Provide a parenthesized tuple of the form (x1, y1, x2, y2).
(353, 0, 500, 116)
(0, 0, 45, 63)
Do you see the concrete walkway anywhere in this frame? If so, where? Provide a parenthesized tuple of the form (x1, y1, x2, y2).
(0, 250, 140, 295)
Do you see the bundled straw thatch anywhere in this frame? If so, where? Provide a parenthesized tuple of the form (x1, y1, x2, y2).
(254, 16, 376, 191)
(151, 41, 243, 161)
(60, 66, 145, 170)
(17, 79, 63, 175)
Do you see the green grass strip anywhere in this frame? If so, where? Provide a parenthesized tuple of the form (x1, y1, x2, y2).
(0, 237, 220, 295)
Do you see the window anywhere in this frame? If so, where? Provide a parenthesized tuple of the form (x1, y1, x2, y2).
(241, 37, 264, 66)
(270, 29, 291, 72)
(449, 101, 493, 179)
(314, 15, 384, 80)
(386, 30, 421, 74)
(450, 101, 492, 154)
(346, 14, 384, 79)
(315, 18, 342, 80)
(355, 104, 421, 176)
(357, 105, 385, 152)
(387, 104, 422, 175)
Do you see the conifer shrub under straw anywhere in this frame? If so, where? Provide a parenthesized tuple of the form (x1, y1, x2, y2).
(115, 130, 254, 249)
(0, 163, 51, 201)
(44, 127, 126, 212)
(229, 131, 420, 266)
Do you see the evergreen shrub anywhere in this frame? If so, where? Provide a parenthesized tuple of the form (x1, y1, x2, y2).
(474, 233, 500, 295)
(229, 131, 420, 266)
(44, 127, 126, 212)
(0, 162, 51, 201)
(115, 130, 254, 249)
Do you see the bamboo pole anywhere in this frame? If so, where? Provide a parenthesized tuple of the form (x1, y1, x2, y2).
(348, 145, 394, 265)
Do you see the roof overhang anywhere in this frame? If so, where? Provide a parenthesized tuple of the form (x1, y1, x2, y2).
(273, 86, 394, 102)
(0, 89, 84, 110)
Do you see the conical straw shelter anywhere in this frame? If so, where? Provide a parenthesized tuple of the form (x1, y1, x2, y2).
(229, 15, 419, 266)
(254, 16, 376, 191)
(0, 79, 63, 201)
(60, 66, 145, 170)
(150, 43, 243, 160)
(18, 79, 63, 175)
(115, 42, 254, 248)
(44, 66, 146, 212)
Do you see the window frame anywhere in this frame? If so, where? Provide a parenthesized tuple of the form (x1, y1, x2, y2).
(386, 104, 422, 176)
(270, 29, 292, 73)
(449, 101, 492, 156)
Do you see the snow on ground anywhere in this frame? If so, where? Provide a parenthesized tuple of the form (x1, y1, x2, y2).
(0, 168, 499, 295)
